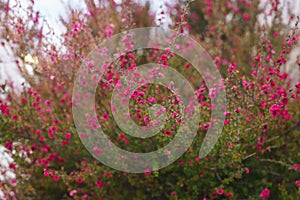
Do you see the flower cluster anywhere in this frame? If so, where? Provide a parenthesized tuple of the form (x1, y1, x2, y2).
(0, 0, 299, 199)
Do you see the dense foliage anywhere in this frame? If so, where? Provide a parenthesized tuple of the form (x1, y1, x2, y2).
(0, 0, 300, 199)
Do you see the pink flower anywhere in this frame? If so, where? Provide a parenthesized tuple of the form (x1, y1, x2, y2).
(225, 192, 234, 197)
(245, 167, 250, 174)
(273, 32, 279, 37)
(209, 88, 217, 99)
(18, 27, 23, 33)
(44, 100, 51, 106)
(119, 133, 125, 140)
(69, 190, 77, 196)
(10, 179, 16, 185)
(53, 175, 60, 181)
(226, 2, 232, 8)
(39, 136, 45, 142)
(21, 98, 27, 104)
(106, 28, 113, 38)
(44, 170, 50, 177)
(147, 96, 155, 104)
(243, 13, 250, 21)
(74, 23, 80, 29)
(5, 141, 13, 151)
(76, 177, 83, 183)
(224, 111, 230, 116)
(227, 142, 233, 147)
(61, 140, 69, 146)
(144, 169, 151, 176)
(269, 104, 280, 117)
(203, 123, 210, 131)
(295, 180, 300, 186)
(93, 146, 102, 155)
(164, 130, 172, 137)
(48, 129, 54, 138)
(53, 119, 60, 125)
(260, 102, 266, 109)
(57, 84, 63, 90)
(224, 119, 230, 125)
(211, 192, 217, 198)
(217, 188, 224, 195)
(293, 36, 298, 41)
(9, 163, 15, 170)
(12, 115, 18, 121)
(102, 113, 109, 120)
(65, 133, 71, 139)
(254, 55, 261, 61)
(260, 188, 270, 199)
(171, 191, 177, 196)
(128, 53, 134, 59)
(288, 163, 300, 170)
(96, 181, 104, 188)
